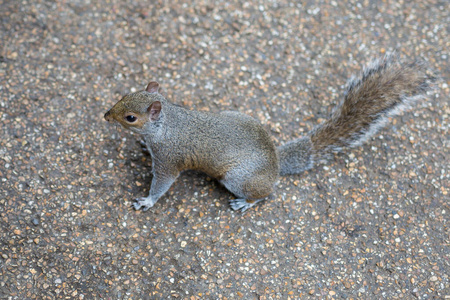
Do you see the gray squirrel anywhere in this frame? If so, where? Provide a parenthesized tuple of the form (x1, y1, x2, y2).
(104, 54, 435, 211)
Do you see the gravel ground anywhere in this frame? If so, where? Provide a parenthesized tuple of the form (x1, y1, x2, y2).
(1, 0, 448, 299)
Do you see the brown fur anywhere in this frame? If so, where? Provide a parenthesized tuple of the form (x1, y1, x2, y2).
(278, 54, 435, 175)
(310, 56, 434, 153)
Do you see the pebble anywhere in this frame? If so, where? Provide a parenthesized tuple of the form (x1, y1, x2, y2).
(0, 0, 447, 299)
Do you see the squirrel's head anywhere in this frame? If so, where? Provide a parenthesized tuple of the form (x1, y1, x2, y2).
(105, 81, 163, 133)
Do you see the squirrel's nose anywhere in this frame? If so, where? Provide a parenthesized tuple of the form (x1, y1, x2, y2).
(104, 110, 112, 121)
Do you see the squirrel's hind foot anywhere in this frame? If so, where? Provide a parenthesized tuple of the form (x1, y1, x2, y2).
(229, 198, 264, 212)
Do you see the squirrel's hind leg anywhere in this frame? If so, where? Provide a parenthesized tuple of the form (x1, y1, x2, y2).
(222, 172, 275, 211)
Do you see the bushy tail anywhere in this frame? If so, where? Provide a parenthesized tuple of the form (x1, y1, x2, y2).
(278, 54, 436, 176)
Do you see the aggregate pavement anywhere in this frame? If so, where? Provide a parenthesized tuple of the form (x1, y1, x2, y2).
(0, 0, 449, 299)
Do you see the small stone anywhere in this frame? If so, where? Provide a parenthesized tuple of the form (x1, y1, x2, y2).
(430, 276, 438, 282)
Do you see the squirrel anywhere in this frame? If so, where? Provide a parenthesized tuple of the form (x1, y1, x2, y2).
(104, 54, 435, 212)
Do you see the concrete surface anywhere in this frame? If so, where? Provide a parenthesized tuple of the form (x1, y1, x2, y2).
(0, 0, 448, 299)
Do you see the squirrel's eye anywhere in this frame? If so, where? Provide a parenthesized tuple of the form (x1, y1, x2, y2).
(125, 115, 137, 123)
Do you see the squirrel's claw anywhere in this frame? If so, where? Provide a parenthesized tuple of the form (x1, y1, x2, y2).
(229, 198, 263, 212)
(132, 197, 155, 211)
(138, 140, 150, 154)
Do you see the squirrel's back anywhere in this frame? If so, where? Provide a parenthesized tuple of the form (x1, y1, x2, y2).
(278, 54, 436, 175)
(150, 105, 279, 180)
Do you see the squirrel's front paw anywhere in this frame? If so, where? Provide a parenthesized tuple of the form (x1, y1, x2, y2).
(132, 197, 155, 211)
(139, 140, 150, 154)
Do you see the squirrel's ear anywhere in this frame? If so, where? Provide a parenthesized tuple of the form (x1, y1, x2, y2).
(146, 81, 160, 93)
(148, 101, 161, 121)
